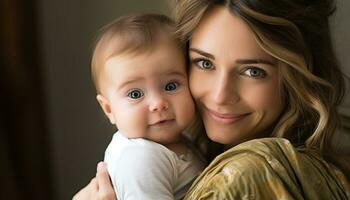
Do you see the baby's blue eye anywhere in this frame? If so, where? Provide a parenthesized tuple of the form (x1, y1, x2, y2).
(127, 89, 144, 99)
(165, 82, 178, 91)
(244, 67, 266, 78)
(196, 59, 213, 70)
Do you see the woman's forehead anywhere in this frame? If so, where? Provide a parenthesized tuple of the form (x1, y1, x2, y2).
(190, 6, 275, 63)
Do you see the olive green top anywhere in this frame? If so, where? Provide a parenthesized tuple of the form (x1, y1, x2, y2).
(184, 138, 349, 200)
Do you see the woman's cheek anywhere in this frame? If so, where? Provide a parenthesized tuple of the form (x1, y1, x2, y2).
(189, 68, 208, 101)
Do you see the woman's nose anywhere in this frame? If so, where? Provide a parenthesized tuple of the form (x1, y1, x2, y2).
(213, 72, 240, 105)
(149, 93, 169, 112)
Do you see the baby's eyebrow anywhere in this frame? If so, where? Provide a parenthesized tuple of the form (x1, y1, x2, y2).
(117, 77, 143, 91)
(165, 71, 187, 77)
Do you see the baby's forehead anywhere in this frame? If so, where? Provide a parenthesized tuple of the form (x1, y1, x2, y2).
(110, 31, 180, 53)
(105, 52, 186, 75)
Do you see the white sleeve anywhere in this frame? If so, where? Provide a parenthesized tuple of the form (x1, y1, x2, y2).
(110, 145, 176, 200)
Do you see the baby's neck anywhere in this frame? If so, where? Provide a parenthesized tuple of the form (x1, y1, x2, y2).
(165, 141, 188, 156)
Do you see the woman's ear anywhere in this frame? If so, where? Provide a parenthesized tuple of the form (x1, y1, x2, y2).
(96, 94, 116, 124)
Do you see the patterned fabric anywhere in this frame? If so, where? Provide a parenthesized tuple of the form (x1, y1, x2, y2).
(184, 138, 350, 200)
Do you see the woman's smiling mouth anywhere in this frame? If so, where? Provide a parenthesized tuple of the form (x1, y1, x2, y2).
(205, 107, 250, 124)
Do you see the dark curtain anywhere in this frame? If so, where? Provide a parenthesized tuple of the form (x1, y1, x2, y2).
(0, 0, 54, 199)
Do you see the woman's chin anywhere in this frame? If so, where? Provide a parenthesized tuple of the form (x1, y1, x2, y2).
(206, 130, 240, 146)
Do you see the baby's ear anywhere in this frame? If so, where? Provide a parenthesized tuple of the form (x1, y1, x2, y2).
(96, 94, 116, 124)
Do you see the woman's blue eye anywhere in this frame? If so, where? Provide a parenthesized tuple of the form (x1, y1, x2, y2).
(165, 82, 178, 91)
(244, 67, 266, 78)
(127, 89, 144, 99)
(195, 59, 213, 69)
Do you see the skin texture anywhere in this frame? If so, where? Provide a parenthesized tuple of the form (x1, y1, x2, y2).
(73, 6, 285, 200)
(189, 6, 284, 147)
(72, 162, 115, 200)
(96, 37, 195, 145)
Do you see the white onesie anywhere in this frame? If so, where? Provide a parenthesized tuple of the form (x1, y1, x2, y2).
(104, 131, 205, 200)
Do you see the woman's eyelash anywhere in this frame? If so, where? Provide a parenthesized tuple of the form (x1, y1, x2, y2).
(192, 58, 214, 70)
(242, 67, 267, 78)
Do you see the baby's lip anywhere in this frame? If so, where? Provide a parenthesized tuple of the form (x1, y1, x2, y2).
(149, 119, 175, 126)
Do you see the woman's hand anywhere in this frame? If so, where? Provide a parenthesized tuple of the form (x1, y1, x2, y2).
(72, 162, 116, 200)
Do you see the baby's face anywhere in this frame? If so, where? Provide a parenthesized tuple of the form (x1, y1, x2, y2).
(98, 39, 195, 144)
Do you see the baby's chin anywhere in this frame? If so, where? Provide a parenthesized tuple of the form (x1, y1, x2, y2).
(153, 133, 183, 145)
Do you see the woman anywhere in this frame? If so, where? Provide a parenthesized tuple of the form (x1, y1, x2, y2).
(74, 0, 350, 199)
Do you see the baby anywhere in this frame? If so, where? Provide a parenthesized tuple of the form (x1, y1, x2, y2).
(91, 13, 205, 200)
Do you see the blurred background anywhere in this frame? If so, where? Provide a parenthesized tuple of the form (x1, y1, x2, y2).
(0, 0, 349, 200)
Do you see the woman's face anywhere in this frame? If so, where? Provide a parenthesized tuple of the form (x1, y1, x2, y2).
(189, 6, 284, 147)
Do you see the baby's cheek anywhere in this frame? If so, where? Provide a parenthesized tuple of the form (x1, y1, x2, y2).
(114, 105, 148, 138)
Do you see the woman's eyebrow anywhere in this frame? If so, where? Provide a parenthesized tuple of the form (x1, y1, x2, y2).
(189, 48, 274, 65)
(189, 48, 215, 59)
(236, 59, 275, 65)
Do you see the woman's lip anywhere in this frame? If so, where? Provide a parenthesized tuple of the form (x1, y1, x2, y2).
(205, 107, 250, 124)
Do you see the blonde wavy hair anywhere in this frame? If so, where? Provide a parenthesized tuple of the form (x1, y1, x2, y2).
(175, 0, 349, 176)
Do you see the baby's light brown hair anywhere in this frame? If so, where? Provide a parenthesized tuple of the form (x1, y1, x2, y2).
(91, 13, 181, 93)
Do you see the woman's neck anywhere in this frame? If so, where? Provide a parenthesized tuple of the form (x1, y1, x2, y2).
(166, 141, 188, 156)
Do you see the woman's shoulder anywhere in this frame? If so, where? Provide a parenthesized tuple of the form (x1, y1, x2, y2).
(184, 138, 296, 199)
(226, 137, 293, 156)
(184, 137, 350, 200)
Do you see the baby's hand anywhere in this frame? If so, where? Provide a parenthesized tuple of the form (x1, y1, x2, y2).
(72, 162, 116, 200)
